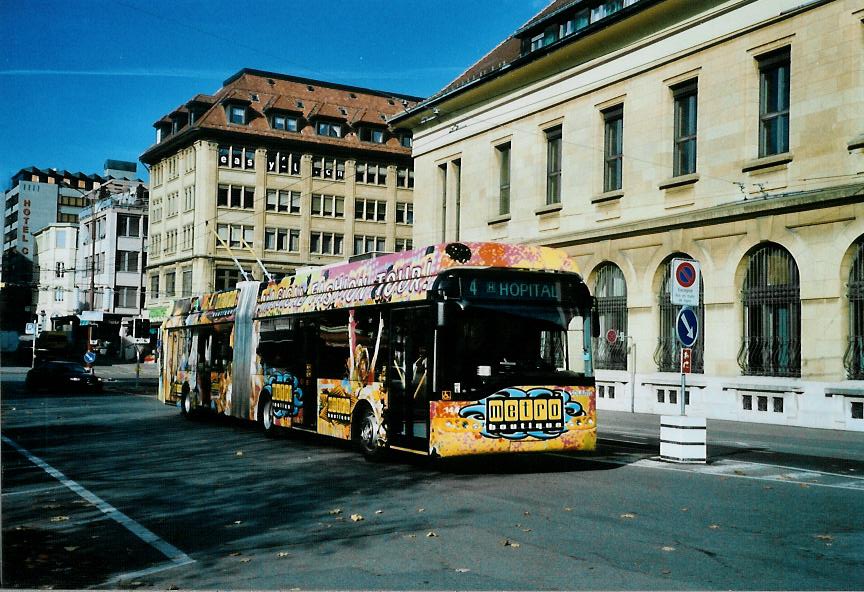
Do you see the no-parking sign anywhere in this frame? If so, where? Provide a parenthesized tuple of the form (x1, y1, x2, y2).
(671, 258, 701, 306)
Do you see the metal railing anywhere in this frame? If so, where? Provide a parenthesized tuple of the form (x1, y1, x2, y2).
(737, 336, 801, 377)
(844, 336, 864, 380)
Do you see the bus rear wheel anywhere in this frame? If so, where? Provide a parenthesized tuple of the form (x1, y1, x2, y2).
(356, 405, 385, 461)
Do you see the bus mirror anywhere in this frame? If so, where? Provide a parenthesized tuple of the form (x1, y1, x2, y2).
(437, 301, 446, 327)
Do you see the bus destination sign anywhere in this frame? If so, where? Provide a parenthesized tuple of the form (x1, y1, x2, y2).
(465, 277, 560, 302)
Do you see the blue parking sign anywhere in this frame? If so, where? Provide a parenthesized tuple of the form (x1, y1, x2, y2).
(84, 351, 97, 364)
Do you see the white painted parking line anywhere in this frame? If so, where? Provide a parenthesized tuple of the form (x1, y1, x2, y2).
(1, 435, 195, 573)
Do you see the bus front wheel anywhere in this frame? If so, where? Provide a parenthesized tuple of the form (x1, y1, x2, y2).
(180, 385, 193, 418)
(356, 405, 385, 461)
(259, 396, 278, 437)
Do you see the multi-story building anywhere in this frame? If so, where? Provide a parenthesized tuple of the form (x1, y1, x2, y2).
(1, 160, 141, 331)
(140, 68, 422, 326)
(33, 223, 79, 327)
(393, 0, 864, 430)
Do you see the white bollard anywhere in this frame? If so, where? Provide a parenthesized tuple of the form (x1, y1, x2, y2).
(660, 415, 707, 464)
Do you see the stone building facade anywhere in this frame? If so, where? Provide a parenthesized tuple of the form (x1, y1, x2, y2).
(393, 0, 864, 430)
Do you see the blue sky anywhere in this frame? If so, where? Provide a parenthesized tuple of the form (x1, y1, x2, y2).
(0, 0, 546, 189)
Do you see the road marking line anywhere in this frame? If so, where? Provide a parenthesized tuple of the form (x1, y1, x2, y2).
(1, 435, 194, 569)
(106, 557, 196, 584)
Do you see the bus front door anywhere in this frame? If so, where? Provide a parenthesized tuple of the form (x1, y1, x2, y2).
(388, 308, 432, 451)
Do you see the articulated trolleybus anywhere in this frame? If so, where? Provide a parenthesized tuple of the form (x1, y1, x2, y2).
(159, 242, 598, 459)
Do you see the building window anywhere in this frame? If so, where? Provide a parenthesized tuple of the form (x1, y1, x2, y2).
(672, 81, 697, 177)
(166, 191, 179, 217)
(312, 157, 346, 180)
(358, 126, 385, 144)
(758, 48, 791, 157)
(355, 198, 387, 222)
(395, 238, 413, 252)
(150, 234, 161, 257)
(316, 121, 343, 138)
(272, 114, 299, 132)
(264, 227, 300, 252)
(354, 235, 386, 256)
(603, 106, 623, 192)
(228, 105, 246, 125)
(355, 162, 388, 185)
(214, 268, 242, 292)
(164, 271, 176, 297)
(165, 229, 178, 254)
(594, 262, 628, 370)
(218, 145, 255, 170)
(266, 150, 302, 175)
(398, 131, 413, 148)
(266, 189, 301, 214)
(845, 237, 864, 380)
(738, 243, 801, 377)
(545, 127, 562, 205)
(114, 286, 138, 309)
(216, 223, 254, 249)
(117, 215, 140, 238)
(54, 287, 64, 302)
(217, 184, 255, 209)
(181, 267, 193, 297)
(311, 194, 344, 218)
(182, 224, 194, 250)
(396, 167, 414, 188)
(150, 274, 160, 299)
(115, 250, 139, 273)
(497, 142, 511, 215)
(395, 202, 413, 225)
(655, 255, 704, 373)
(310, 231, 343, 256)
(183, 186, 195, 211)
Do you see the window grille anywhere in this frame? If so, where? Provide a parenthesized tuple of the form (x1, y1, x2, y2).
(737, 244, 800, 377)
(844, 238, 864, 379)
(593, 262, 628, 370)
(654, 255, 704, 373)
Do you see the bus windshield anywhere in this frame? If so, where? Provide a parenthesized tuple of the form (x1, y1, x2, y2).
(438, 304, 590, 400)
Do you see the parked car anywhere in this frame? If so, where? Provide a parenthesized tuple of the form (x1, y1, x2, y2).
(25, 361, 104, 393)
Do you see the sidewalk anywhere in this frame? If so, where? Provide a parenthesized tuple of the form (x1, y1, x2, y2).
(598, 408, 864, 463)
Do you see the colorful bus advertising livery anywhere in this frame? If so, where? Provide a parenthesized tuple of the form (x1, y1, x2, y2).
(160, 242, 598, 459)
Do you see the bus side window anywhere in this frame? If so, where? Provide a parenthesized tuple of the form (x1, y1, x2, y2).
(354, 310, 388, 385)
(317, 311, 350, 379)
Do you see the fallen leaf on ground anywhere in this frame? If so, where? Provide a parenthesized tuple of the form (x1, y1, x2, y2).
(564, 507, 572, 512)
(426, 531, 438, 537)
(239, 558, 251, 563)
(815, 534, 833, 542)
(49, 516, 69, 522)
(64, 546, 79, 552)
(277, 552, 290, 558)
(620, 513, 636, 519)
(662, 569, 671, 575)
(709, 524, 720, 530)
(503, 539, 521, 548)
(351, 514, 364, 522)
(375, 510, 383, 514)
(235, 451, 244, 457)
(328, 508, 342, 515)
(229, 551, 242, 557)
(455, 568, 470, 573)
(418, 508, 425, 513)
(234, 520, 242, 525)
(661, 546, 676, 552)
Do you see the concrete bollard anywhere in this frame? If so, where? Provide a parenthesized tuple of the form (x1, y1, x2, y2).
(660, 415, 707, 464)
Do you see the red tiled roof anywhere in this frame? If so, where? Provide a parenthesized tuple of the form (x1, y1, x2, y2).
(141, 68, 423, 163)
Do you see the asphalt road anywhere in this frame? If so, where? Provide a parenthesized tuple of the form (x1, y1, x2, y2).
(2, 368, 863, 590)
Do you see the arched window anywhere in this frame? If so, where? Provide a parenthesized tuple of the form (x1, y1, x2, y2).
(594, 262, 628, 370)
(655, 255, 704, 373)
(844, 238, 864, 379)
(738, 243, 800, 377)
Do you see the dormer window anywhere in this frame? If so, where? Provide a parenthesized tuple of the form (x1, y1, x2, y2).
(397, 130, 413, 148)
(316, 121, 343, 138)
(228, 105, 246, 125)
(272, 114, 299, 132)
(358, 126, 385, 144)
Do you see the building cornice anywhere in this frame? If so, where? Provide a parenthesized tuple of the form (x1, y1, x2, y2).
(530, 183, 864, 249)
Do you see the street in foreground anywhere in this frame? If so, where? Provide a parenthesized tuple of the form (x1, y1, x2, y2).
(2, 366, 863, 590)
